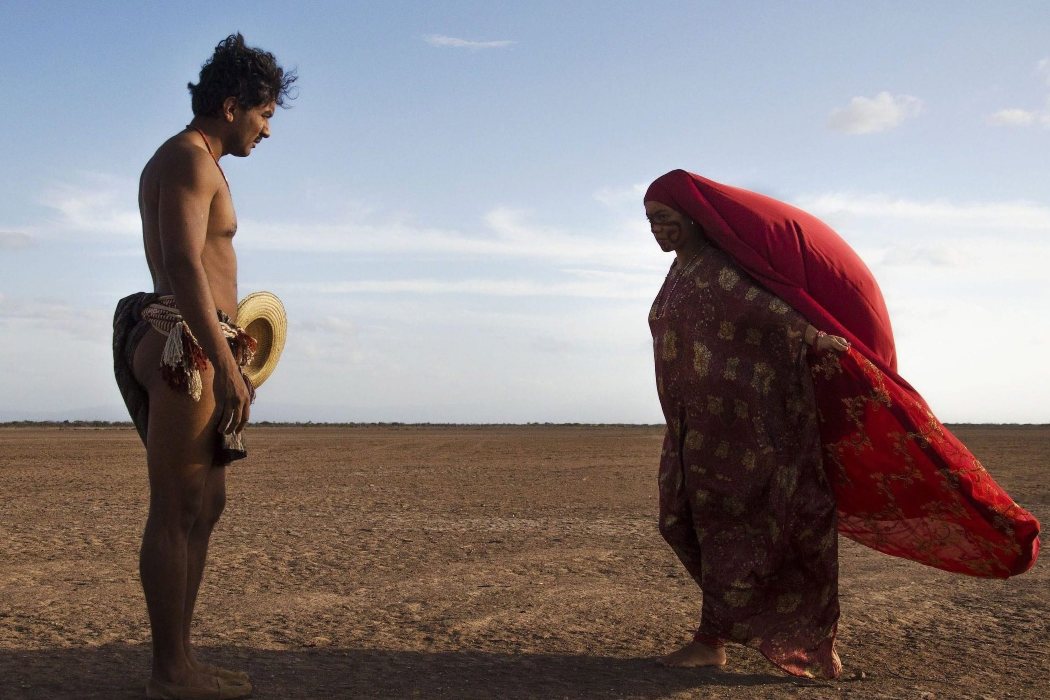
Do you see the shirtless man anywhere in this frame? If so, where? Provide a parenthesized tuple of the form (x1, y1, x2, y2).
(113, 34, 295, 699)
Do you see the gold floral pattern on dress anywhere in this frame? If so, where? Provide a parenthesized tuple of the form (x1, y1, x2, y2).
(745, 286, 760, 301)
(751, 362, 776, 394)
(715, 440, 730, 458)
(718, 321, 736, 341)
(776, 593, 802, 613)
(693, 342, 712, 377)
(811, 352, 843, 380)
(769, 298, 791, 314)
(723, 357, 740, 380)
(819, 529, 836, 552)
(707, 395, 724, 416)
(741, 449, 756, 470)
(719, 267, 740, 290)
(662, 330, 678, 361)
(777, 468, 799, 499)
(734, 399, 750, 419)
(724, 587, 752, 607)
(724, 496, 745, 516)
(746, 328, 763, 345)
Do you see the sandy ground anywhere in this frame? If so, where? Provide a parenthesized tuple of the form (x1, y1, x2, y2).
(0, 424, 1046, 699)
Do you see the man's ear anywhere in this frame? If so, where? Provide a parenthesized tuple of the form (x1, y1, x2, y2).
(222, 96, 238, 123)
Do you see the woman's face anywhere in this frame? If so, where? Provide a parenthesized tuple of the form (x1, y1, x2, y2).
(645, 201, 702, 253)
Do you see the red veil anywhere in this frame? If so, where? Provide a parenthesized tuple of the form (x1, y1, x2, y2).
(645, 169, 1039, 578)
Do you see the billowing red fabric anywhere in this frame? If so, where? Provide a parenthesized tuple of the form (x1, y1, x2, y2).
(645, 170, 898, 375)
(644, 169, 1040, 578)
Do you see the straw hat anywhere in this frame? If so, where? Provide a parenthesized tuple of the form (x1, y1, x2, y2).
(237, 291, 287, 388)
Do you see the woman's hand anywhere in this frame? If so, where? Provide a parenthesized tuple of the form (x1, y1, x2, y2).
(806, 325, 851, 353)
(816, 332, 850, 353)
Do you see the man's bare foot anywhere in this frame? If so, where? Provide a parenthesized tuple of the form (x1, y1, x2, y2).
(149, 666, 227, 695)
(657, 640, 728, 668)
(146, 675, 251, 700)
(186, 651, 252, 685)
(202, 664, 251, 686)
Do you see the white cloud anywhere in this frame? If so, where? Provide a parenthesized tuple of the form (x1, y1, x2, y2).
(879, 245, 964, 268)
(793, 192, 1050, 306)
(0, 296, 109, 341)
(1038, 57, 1050, 87)
(424, 34, 514, 50)
(0, 231, 33, 249)
(987, 108, 1037, 127)
(827, 92, 923, 134)
(41, 174, 139, 236)
(593, 183, 647, 208)
(796, 192, 1050, 232)
(987, 59, 1050, 128)
(239, 207, 664, 271)
(286, 270, 656, 301)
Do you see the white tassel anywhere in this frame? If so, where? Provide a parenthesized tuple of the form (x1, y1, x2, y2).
(160, 322, 203, 402)
(161, 322, 186, 370)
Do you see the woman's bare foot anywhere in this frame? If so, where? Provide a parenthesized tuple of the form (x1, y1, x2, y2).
(828, 647, 842, 679)
(657, 640, 728, 668)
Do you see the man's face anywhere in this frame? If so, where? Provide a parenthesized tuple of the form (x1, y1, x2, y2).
(229, 101, 276, 157)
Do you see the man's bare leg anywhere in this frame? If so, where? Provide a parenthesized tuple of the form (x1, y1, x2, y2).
(180, 468, 251, 683)
(183, 468, 224, 661)
(135, 333, 229, 691)
(658, 640, 728, 668)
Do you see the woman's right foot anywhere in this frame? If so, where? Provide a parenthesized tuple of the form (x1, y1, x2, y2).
(657, 640, 728, 668)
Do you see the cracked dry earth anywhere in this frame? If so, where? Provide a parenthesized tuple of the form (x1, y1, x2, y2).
(0, 425, 1046, 699)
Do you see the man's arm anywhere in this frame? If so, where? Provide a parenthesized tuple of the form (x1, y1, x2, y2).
(156, 148, 251, 434)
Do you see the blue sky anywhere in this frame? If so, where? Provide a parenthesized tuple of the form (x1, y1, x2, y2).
(1, 1, 1048, 422)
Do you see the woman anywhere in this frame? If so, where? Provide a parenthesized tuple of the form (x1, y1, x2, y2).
(644, 170, 1040, 680)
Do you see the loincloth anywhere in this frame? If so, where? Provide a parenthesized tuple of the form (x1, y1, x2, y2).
(112, 292, 257, 466)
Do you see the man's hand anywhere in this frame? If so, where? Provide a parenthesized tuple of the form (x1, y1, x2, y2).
(215, 360, 252, 434)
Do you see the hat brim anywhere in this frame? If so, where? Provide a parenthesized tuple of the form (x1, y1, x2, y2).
(237, 292, 287, 388)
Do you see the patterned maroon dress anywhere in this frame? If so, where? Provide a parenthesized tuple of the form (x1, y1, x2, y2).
(650, 245, 841, 679)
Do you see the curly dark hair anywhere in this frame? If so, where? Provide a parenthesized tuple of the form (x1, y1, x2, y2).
(187, 33, 297, 117)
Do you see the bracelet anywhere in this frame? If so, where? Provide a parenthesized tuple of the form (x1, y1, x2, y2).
(814, 330, 826, 347)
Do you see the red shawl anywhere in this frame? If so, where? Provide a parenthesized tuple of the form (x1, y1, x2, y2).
(644, 169, 1039, 578)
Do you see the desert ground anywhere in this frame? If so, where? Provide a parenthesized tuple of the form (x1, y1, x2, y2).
(0, 424, 1046, 699)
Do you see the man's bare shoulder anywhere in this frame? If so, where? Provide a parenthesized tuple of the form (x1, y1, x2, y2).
(141, 132, 222, 193)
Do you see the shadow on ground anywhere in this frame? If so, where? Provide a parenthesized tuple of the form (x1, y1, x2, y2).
(0, 644, 835, 699)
